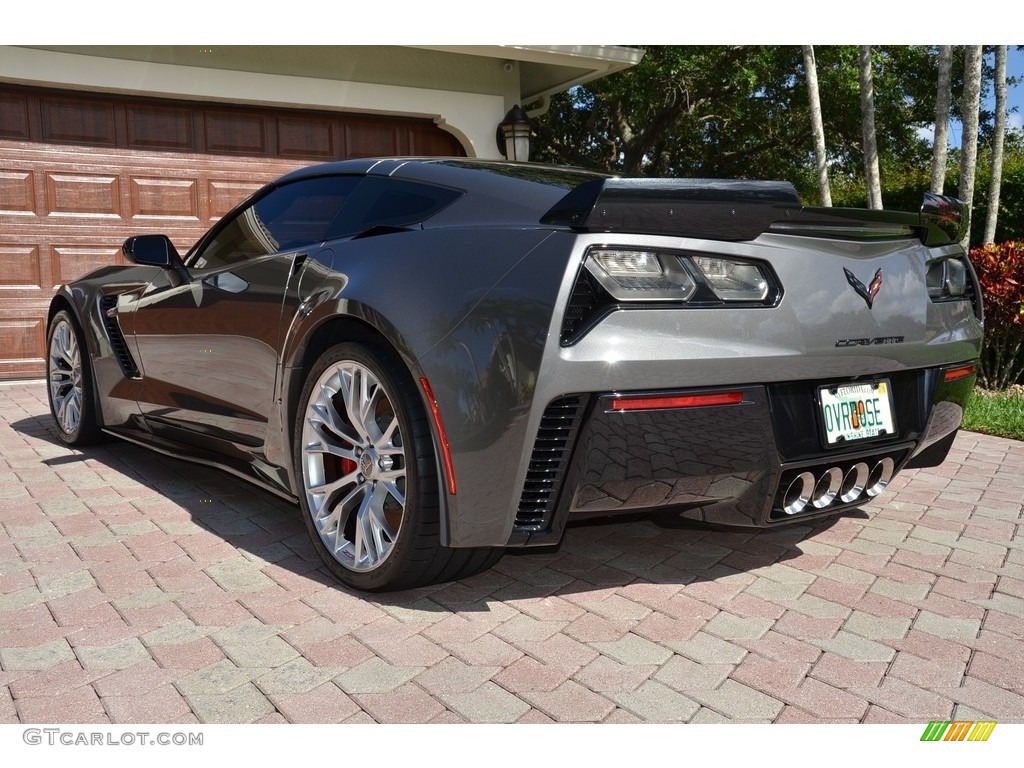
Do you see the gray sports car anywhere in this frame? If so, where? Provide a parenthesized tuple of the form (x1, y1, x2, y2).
(45, 158, 983, 591)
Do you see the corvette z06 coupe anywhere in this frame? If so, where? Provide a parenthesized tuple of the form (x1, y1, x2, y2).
(45, 158, 982, 591)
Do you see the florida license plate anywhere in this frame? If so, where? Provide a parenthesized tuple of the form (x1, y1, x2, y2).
(818, 380, 895, 445)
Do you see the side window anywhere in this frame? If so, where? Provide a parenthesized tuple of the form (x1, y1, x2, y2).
(325, 178, 461, 240)
(190, 176, 360, 271)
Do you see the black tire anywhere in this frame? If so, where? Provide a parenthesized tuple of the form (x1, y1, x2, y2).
(45, 309, 104, 446)
(294, 342, 502, 592)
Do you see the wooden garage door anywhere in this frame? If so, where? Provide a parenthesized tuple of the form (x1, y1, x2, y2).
(0, 85, 465, 378)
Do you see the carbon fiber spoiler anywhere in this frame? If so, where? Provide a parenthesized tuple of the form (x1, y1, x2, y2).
(541, 179, 965, 247)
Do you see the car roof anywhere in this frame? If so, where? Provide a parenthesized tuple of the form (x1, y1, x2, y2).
(274, 157, 610, 194)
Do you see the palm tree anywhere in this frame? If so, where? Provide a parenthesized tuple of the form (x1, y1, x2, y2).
(930, 45, 953, 195)
(859, 46, 883, 209)
(959, 45, 983, 249)
(803, 45, 832, 206)
(983, 45, 1007, 245)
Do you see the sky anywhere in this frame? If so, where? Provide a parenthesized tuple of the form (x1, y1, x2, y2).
(1008, 48, 1024, 131)
(927, 46, 1023, 150)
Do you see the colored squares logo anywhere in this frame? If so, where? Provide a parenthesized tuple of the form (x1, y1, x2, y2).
(921, 721, 997, 742)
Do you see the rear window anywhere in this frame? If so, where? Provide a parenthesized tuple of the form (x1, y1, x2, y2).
(325, 178, 462, 239)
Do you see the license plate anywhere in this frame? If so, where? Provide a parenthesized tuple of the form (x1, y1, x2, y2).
(818, 380, 895, 445)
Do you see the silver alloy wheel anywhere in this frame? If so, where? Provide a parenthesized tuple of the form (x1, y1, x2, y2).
(300, 359, 407, 572)
(48, 317, 83, 436)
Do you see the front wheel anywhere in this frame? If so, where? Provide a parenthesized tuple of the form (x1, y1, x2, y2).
(46, 309, 104, 446)
(294, 342, 501, 592)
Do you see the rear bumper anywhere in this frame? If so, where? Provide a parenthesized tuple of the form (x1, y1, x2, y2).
(507, 361, 976, 546)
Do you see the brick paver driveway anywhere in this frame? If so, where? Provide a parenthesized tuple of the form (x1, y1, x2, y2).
(1, 379, 1022, 723)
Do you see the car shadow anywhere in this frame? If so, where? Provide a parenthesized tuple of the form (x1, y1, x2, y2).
(12, 413, 868, 612)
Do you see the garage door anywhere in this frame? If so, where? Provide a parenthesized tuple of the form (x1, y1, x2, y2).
(0, 85, 466, 378)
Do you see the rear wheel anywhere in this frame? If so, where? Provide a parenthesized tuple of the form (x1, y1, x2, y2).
(294, 342, 501, 591)
(46, 310, 104, 446)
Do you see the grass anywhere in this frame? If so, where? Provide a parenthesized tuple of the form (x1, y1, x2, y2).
(962, 386, 1024, 441)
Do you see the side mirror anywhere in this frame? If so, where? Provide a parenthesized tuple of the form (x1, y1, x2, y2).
(123, 235, 189, 282)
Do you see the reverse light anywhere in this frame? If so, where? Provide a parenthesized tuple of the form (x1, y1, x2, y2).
(691, 256, 770, 301)
(927, 256, 968, 299)
(587, 249, 696, 301)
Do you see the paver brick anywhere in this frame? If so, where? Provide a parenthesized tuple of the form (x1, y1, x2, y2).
(0, 589, 46, 614)
(889, 653, 966, 690)
(15, 684, 110, 723)
(843, 611, 912, 640)
(868, 581, 933, 606)
(781, 594, 853, 620)
(913, 611, 983, 640)
(75, 637, 151, 670)
(782, 677, 870, 720)
(730, 654, 811, 698)
(102, 684, 192, 723)
(253, 657, 335, 695)
(414, 657, 498, 695)
(270, 682, 359, 723)
(350, 682, 445, 723)
(174, 659, 251, 695)
(0, 640, 76, 671)
(357, 633, 449, 667)
(520, 679, 616, 723)
(438, 681, 531, 723)
(939, 678, 1024, 719)
(492, 656, 574, 693)
(848, 678, 955, 719)
(590, 633, 674, 666)
(735, 631, 820, 662)
(667, 631, 747, 664)
(608, 679, 700, 722)
(185, 682, 274, 723)
(810, 653, 888, 689)
(334, 658, 422, 694)
(811, 630, 896, 662)
(686, 679, 784, 722)
(7, 660, 106, 698)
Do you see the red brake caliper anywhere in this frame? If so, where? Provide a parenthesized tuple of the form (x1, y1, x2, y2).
(335, 457, 357, 478)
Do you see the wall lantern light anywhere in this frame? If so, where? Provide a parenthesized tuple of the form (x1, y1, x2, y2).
(496, 105, 532, 162)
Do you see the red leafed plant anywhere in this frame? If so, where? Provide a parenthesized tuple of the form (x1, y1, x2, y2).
(969, 241, 1024, 390)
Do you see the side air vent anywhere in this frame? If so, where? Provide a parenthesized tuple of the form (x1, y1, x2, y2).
(560, 269, 612, 346)
(515, 396, 586, 530)
(100, 296, 140, 378)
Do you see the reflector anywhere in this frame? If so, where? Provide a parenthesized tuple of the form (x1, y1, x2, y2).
(610, 392, 743, 411)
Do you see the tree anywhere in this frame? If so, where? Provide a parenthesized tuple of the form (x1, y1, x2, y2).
(859, 46, 883, 209)
(930, 45, 953, 195)
(803, 45, 832, 206)
(983, 45, 1007, 245)
(532, 46, 813, 181)
(532, 46, 944, 205)
(959, 45, 983, 248)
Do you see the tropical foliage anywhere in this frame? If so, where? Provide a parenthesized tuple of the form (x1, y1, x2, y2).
(532, 45, 1018, 215)
(969, 241, 1024, 390)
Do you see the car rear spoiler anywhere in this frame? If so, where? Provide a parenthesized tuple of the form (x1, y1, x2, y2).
(541, 179, 966, 247)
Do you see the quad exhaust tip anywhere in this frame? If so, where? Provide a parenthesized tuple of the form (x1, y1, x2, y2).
(781, 457, 895, 516)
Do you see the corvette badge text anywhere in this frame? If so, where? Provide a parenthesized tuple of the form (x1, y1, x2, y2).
(836, 336, 905, 347)
(23, 729, 203, 747)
